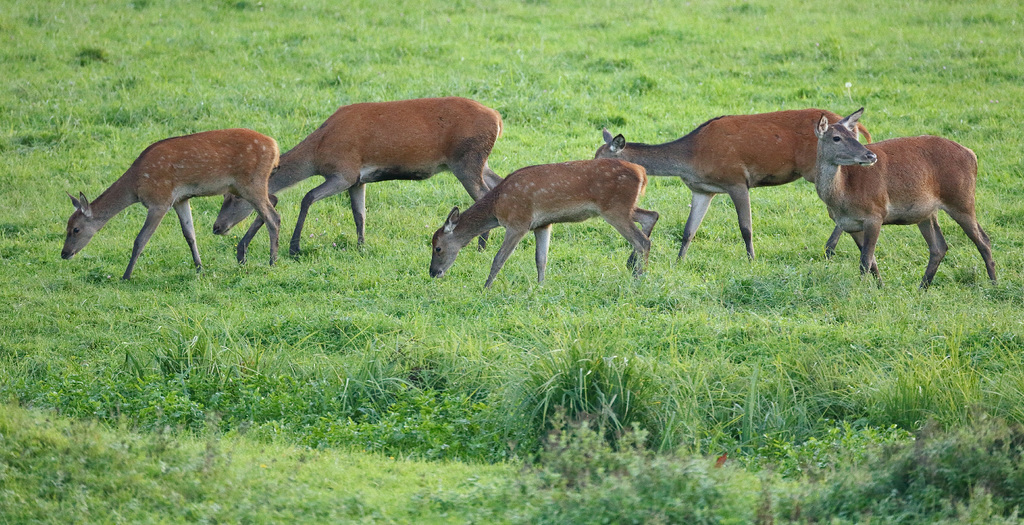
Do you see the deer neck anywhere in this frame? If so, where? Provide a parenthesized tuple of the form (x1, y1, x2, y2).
(813, 150, 846, 205)
(90, 175, 140, 224)
(618, 137, 696, 177)
(453, 199, 500, 247)
(269, 144, 318, 193)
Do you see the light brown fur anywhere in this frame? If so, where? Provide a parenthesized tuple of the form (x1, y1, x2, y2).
(62, 128, 281, 279)
(813, 108, 996, 288)
(596, 108, 871, 260)
(214, 97, 504, 255)
(429, 158, 659, 288)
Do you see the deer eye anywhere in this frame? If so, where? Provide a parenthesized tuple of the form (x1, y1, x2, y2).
(73, 227, 80, 234)
(832, 136, 841, 142)
(434, 246, 441, 253)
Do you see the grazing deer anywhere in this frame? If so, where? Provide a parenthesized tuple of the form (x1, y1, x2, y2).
(596, 108, 872, 261)
(62, 128, 281, 280)
(429, 158, 659, 288)
(813, 108, 996, 288)
(213, 97, 504, 256)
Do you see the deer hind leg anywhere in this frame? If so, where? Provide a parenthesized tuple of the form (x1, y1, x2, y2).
(946, 208, 997, 283)
(726, 186, 755, 260)
(607, 214, 652, 277)
(234, 184, 281, 266)
(173, 200, 202, 272)
(348, 183, 366, 245)
(451, 152, 495, 251)
(482, 161, 503, 190)
(678, 191, 715, 261)
(124, 205, 170, 280)
(250, 197, 281, 267)
(534, 225, 552, 284)
(918, 215, 948, 288)
(485, 227, 529, 288)
(627, 207, 659, 269)
(291, 173, 356, 256)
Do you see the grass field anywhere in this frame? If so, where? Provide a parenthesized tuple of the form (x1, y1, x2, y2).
(2, 0, 1024, 522)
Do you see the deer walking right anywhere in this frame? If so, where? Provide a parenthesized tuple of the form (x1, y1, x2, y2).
(812, 108, 996, 288)
(596, 108, 872, 261)
(213, 97, 504, 256)
(62, 128, 281, 280)
(429, 158, 658, 288)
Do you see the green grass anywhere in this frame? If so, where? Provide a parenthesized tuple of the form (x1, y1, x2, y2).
(2, 0, 1024, 521)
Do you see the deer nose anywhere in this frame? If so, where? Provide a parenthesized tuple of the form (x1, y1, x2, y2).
(61, 250, 73, 259)
(212, 224, 225, 235)
(861, 152, 878, 166)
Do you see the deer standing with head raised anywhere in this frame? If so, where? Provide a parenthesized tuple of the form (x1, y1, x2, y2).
(62, 128, 281, 280)
(812, 108, 996, 288)
(429, 158, 658, 288)
(213, 97, 503, 256)
(596, 108, 871, 261)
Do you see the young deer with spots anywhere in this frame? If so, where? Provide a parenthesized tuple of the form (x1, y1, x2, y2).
(429, 158, 658, 288)
(213, 97, 504, 256)
(596, 108, 872, 261)
(812, 108, 996, 288)
(62, 128, 281, 280)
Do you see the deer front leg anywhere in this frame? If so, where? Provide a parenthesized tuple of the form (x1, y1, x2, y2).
(854, 221, 883, 286)
(237, 214, 264, 264)
(824, 223, 844, 259)
(291, 173, 355, 256)
(124, 206, 169, 280)
(485, 228, 529, 288)
(678, 191, 714, 261)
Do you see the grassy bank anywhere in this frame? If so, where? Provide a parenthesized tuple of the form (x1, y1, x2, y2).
(2, 0, 1024, 521)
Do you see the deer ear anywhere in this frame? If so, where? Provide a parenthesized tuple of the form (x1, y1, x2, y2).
(602, 128, 614, 145)
(815, 115, 830, 139)
(443, 207, 460, 233)
(610, 134, 626, 153)
(70, 191, 93, 218)
(839, 107, 864, 132)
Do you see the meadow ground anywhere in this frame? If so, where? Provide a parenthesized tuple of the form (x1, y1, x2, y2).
(2, 0, 1024, 522)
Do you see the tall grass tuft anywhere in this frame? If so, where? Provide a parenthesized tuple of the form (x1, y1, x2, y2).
(518, 343, 662, 446)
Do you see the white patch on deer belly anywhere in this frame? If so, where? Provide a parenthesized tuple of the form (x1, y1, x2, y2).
(742, 166, 754, 186)
(358, 166, 379, 182)
(886, 199, 939, 224)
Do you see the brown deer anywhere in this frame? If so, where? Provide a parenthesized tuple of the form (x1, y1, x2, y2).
(62, 128, 281, 280)
(596, 108, 872, 261)
(213, 97, 504, 256)
(812, 108, 996, 288)
(429, 158, 659, 288)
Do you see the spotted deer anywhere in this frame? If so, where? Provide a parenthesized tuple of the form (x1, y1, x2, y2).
(62, 128, 281, 279)
(429, 158, 658, 288)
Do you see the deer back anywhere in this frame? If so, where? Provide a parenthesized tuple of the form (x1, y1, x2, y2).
(492, 159, 647, 228)
(307, 97, 502, 172)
